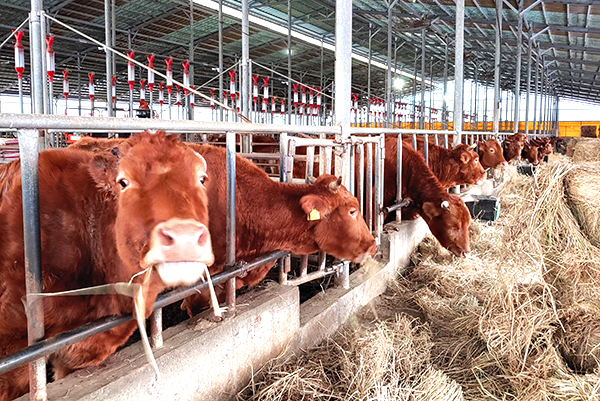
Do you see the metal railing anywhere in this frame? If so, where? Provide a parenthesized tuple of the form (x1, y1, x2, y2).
(0, 113, 557, 400)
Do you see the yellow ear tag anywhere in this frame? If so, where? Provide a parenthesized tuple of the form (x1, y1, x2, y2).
(308, 208, 321, 221)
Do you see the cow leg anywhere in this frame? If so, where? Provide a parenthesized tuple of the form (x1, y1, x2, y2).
(0, 338, 31, 401)
(50, 321, 138, 380)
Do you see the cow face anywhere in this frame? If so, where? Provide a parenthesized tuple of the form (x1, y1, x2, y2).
(503, 139, 524, 162)
(88, 132, 214, 287)
(454, 144, 486, 184)
(300, 175, 377, 263)
(522, 142, 540, 165)
(478, 139, 507, 169)
(421, 196, 471, 257)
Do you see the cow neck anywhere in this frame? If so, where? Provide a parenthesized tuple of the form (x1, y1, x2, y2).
(402, 144, 447, 209)
(427, 145, 460, 188)
(239, 179, 323, 256)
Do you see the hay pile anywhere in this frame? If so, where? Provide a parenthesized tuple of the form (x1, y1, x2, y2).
(567, 137, 600, 163)
(565, 164, 600, 247)
(239, 157, 600, 401)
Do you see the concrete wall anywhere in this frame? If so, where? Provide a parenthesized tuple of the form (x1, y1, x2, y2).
(26, 218, 429, 401)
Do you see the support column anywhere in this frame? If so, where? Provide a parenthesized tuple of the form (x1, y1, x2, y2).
(513, 0, 523, 132)
(492, 0, 502, 134)
(335, 0, 352, 290)
(386, 1, 398, 128)
(105, 0, 114, 117)
(524, 37, 532, 135)
(454, 0, 465, 136)
(442, 37, 449, 129)
(419, 28, 426, 130)
(241, 0, 249, 121)
(367, 24, 372, 126)
(218, 0, 224, 121)
(532, 49, 540, 136)
(188, 0, 195, 120)
(30, 0, 45, 114)
(287, 0, 292, 124)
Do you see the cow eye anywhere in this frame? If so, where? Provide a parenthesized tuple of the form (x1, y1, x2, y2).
(199, 175, 207, 185)
(349, 208, 358, 217)
(474, 158, 479, 163)
(118, 178, 129, 189)
(489, 149, 494, 153)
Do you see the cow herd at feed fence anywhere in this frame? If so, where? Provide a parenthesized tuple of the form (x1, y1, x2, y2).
(0, 114, 562, 400)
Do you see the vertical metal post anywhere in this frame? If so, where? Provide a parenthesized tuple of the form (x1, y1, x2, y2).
(513, 0, 523, 132)
(524, 37, 532, 135)
(287, 0, 292, 125)
(77, 54, 81, 116)
(386, 1, 398, 128)
(335, 0, 352, 180)
(225, 131, 237, 311)
(40, 15, 48, 115)
(474, 64, 479, 130)
(532, 50, 539, 136)
(218, 0, 224, 121)
(442, 38, 448, 129)
(366, 142, 373, 231)
(367, 24, 372, 126)
(105, 0, 114, 117)
(19, 129, 46, 401)
(357, 144, 365, 214)
(111, 0, 116, 74)
(454, 0, 465, 137)
(424, 133, 429, 163)
(395, 135, 402, 222)
(419, 28, 426, 130)
(240, 0, 251, 124)
(149, 309, 163, 348)
(412, 51, 417, 128)
(188, 0, 195, 120)
(492, 0, 502, 134)
(30, 0, 44, 114)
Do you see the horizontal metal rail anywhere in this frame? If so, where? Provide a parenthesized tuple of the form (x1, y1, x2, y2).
(0, 250, 288, 375)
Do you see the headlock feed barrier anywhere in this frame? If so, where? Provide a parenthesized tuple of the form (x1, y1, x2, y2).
(0, 112, 556, 400)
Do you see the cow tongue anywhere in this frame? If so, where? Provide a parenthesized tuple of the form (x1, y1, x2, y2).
(155, 261, 207, 287)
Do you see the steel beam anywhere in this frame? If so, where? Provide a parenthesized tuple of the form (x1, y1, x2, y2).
(105, 0, 113, 117)
(492, 0, 502, 134)
(30, 0, 45, 114)
(454, 0, 465, 136)
(513, 0, 523, 132)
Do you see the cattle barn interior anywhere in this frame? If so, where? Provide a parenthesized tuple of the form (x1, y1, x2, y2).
(0, 0, 599, 400)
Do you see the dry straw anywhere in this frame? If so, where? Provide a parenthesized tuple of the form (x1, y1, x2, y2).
(239, 156, 600, 401)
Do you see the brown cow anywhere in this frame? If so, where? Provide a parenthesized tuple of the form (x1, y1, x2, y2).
(530, 137, 553, 161)
(207, 134, 279, 174)
(477, 138, 508, 169)
(403, 136, 486, 189)
(502, 133, 526, 162)
(521, 141, 540, 165)
(0, 132, 213, 400)
(69, 138, 377, 317)
(183, 143, 377, 315)
(384, 137, 471, 257)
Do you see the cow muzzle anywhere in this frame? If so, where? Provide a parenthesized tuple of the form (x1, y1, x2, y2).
(144, 218, 214, 287)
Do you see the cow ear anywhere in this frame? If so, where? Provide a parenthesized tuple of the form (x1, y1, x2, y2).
(300, 194, 332, 219)
(421, 201, 442, 219)
(459, 151, 470, 164)
(88, 153, 119, 195)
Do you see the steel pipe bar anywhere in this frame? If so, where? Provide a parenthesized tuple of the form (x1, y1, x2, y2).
(18, 128, 46, 401)
(0, 250, 289, 376)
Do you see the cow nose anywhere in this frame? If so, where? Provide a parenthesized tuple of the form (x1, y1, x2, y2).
(502, 161, 508, 167)
(154, 219, 211, 260)
(157, 221, 209, 249)
(146, 218, 214, 287)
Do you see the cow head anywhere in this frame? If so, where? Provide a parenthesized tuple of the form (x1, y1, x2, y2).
(522, 142, 540, 165)
(87, 132, 214, 288)
(420, 195, 471, 257)
(503, 139, 524, 162)
(478, 139, 507, 169)
(301, 175, 377, 263)
(453, 144, 486, 184)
